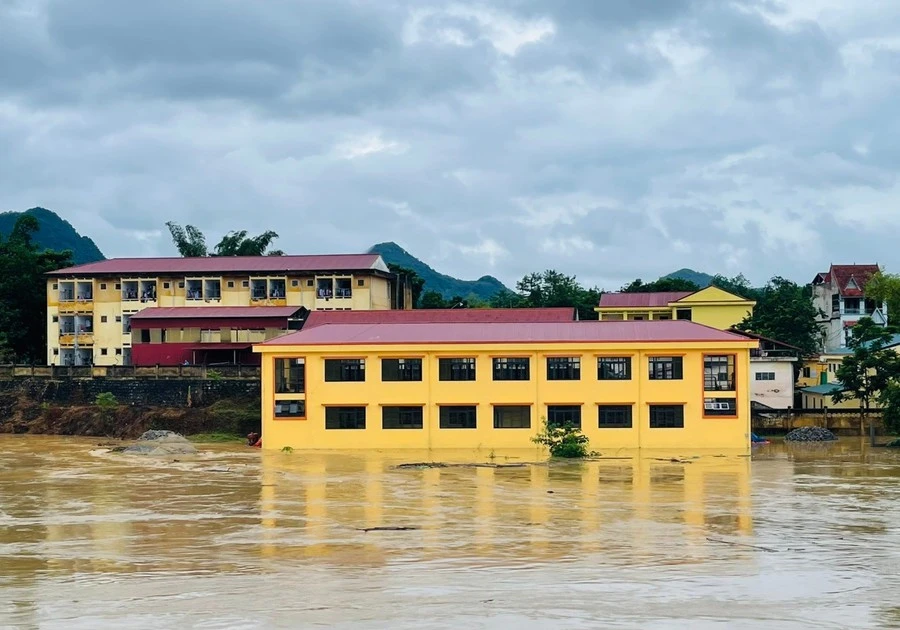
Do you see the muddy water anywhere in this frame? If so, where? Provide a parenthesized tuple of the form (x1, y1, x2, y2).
(2, 437, 900, 629)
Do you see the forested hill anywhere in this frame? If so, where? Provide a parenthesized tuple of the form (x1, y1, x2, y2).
(0, 207, 104, 264)
(368, 241, 509, 300)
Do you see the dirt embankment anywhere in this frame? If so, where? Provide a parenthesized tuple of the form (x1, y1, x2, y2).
(0, 393, 260, 439)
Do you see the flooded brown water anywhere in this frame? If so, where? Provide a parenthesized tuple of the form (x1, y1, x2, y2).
(2, 436, 900, 629)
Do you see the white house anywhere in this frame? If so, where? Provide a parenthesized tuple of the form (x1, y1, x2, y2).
(732, 329, 799, 409)
(812, 264, 887, 352)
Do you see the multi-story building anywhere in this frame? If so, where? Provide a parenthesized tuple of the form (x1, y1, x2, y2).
(729, 329, 799, 409)
(596, 286, 755, 330)
(253, 314, 757, 451)
(812, 264, 886, 351)
(45, 254, 411, 366)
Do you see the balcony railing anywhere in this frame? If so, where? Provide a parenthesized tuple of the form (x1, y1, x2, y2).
(751, 348, 797, 358)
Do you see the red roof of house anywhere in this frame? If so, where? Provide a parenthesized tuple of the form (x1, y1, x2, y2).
(131, 306, 304, 320)
(827, 264, 880, 297)
(48, 254, 387, 276)
(598, 291, 693, 308)
(261, 320, 754, 347)
(303, 307, 576, 328)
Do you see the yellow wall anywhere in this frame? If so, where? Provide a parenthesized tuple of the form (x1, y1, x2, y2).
(45, 271, 402, 365)
(802, 391, 865, 410)
(256, 340, 755, 452)
(596, 287, 755, 331)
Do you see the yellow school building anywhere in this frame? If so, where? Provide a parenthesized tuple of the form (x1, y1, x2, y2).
(254, 313, 757, 452)
(596, 286, 755, 330)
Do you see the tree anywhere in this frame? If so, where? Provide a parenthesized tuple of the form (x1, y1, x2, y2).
(214, 230, 283, 256)
(862, 271, 899, 319)
(165, 222, 284, 257)
(387, 264, 425, 307)
(0, 215, 73, 362)
(833, 319, 900, 442)
(709, 274, 759, 300)
(501, 270, 600, 320)
(419, 290, 448, 309)
(735, 277, 822, 355)
(620, 277, 700, 293)
(165, 222, 207, 257)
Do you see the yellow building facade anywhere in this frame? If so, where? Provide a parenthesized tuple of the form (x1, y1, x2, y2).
(45, 254, 410, 366)
(254, 319, 757, 452)
(596, 286, 756, 330)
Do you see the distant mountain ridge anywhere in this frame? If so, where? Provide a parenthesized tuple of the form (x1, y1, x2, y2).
(660, 268, 714, 288)
(0, 207, 105, 264)
(368, 241, 509, 300)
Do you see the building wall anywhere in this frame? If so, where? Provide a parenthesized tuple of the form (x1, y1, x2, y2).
(749, 360, 795, 408)
(802, 391, 863, 410)
(257, 341, 753, 452)
(46, 271, 401, 366)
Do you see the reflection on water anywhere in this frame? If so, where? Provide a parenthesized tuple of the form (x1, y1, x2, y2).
(1, 436, 899, 629)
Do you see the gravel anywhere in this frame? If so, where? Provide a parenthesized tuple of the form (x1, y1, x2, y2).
(121, 430, 198, 455)
(784, 427, 838, 442)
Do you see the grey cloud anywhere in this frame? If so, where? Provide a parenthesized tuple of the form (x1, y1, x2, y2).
(2, 0, 900, 291)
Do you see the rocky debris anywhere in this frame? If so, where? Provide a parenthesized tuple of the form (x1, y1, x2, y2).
(784, 427, 838, 442)
(120, 429, 198, 455)
(394, 462, 530, 470)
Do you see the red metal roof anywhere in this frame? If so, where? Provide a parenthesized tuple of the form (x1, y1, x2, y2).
(48, 254, 386, 276)
(597, 291, 693, 308)
(303, 307, 576, 328)
(261, 320, 754, 347)
(131, 306, 303, 320)
(827, 264, 880, 297)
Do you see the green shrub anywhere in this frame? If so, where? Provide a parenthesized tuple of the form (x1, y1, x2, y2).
(281, 446, 294, 453)
(207, 369, 223, 381)
(532, 419, 592, 458)
(94, 392, 118, 408)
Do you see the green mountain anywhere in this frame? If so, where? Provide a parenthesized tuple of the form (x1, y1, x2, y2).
(660, 268, 714, 288)
(0, 207, 105, 264)
(369, 241, 509, 300)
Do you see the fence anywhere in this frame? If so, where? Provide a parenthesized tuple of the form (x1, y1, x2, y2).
(0, 364, 260, 380)
(752, 407, 883, 434)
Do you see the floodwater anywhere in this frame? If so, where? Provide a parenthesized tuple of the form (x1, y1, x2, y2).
(2, 438, 900, 630)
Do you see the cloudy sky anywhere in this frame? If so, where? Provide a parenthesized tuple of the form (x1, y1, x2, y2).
(2, 0, 900, 290)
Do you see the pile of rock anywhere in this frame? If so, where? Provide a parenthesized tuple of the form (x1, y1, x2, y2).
(784, 426, 838, 442)
(120, 430, 198, 455)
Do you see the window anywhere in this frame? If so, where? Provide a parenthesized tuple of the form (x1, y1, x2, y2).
(831, 294, 840, 312)
(649, 356, 683, 380)
(844, 298, 860, 314)
(598, 357, 631, 380)
(493, 357, 530, 381)
(755, 372, 776, 381)
(160, 329, 167, 343)
(676, 308, 692, 321)
(493, 405, 531, 429)
(140, 329, 150, 343)
(439, 358, 476, 381)
(382, 406, 423, 429)
(177, 281, 184, 288)
(357, 279, 365, 286)
(382, 358, 422, 381)
(439, 406, 477, 429)
(275, 358, 305, 393)
(100, 348, 108, 356)
(705, 398, 737, 417)
(598, 405, 633, 428)
(115, 283, 121, 290)
(163, 282, 171, 289)
(227, 281, 234, 288)
(803, 366, 812, 378)
(325, 406, 366, 429)
(307, 279, 314, 287)
(52, 315, 58, 323)
(649, 405, 685, 428)
(115, 348, 121, 355)
(52, 348, 59, 355)
(99, 283, 107, 290)
(100, 316, 108, 323)
(275, 399, 305, 418)
(115, 315, 121, 322)
(324, 359, 365, 382)
(547, 357, 580, 380)
(242, 280, 249, 288)
(704, 355, 735, 390)
(548, 405, 581, 429)
(52, 283, 58, 290)
(291, 280, 299, 287)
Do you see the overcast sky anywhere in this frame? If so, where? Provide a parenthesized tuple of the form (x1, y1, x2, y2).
(2, 0, 900, 290)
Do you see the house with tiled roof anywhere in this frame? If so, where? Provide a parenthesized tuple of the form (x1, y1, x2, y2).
(595, 286, 755, 331)
(811, 264, 887, 352)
